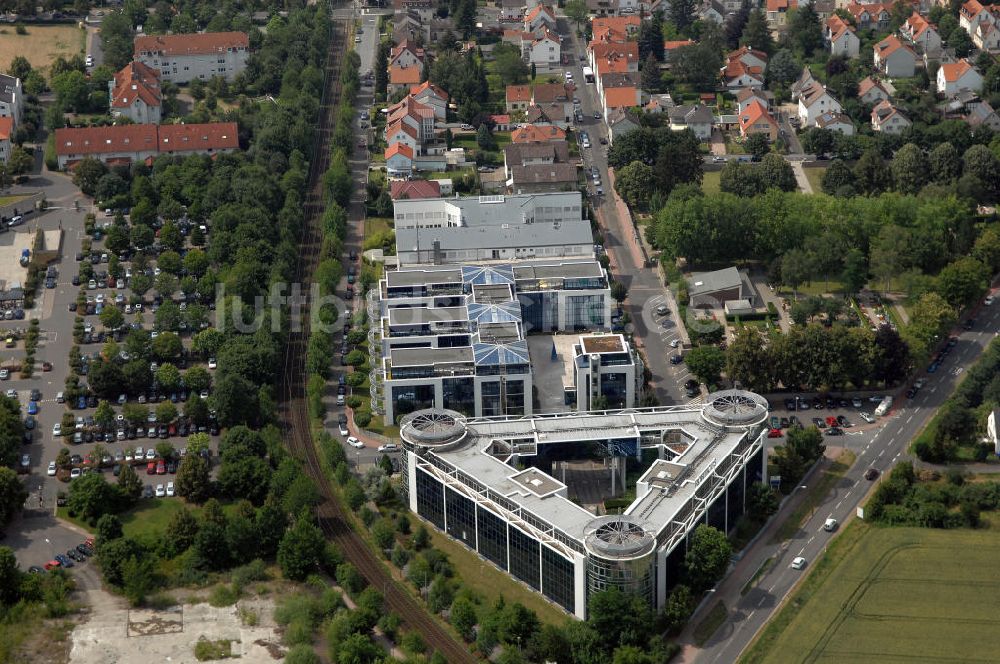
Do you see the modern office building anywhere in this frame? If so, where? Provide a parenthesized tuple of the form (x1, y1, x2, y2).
(393, 192, 594, 266)
(368, 260, 614, 424)
(569, 334, 643, 411)
(398, 390, 769, 619)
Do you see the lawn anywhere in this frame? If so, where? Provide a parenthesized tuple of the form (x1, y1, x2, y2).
(0, 195, 27, 207)
(0, 24, 85, 71)
(424, 527, 571, 628)
(771, 449, 856, 544)
(702, 170, 721, 194)
(364, 216, 392, 238)
(802, 166, 828, 194)
(742, 523, 1000, 664)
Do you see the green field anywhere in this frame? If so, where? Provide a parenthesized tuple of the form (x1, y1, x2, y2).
(702, 170, 721, 194)
(802, 166, 827, 194)
(743, 524, 1000, 664)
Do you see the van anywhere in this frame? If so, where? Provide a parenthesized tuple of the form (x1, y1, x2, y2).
(336, 394, 345, 406)
(874, 396, 893, 418)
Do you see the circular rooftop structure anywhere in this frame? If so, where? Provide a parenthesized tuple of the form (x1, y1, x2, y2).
(584, 515, 656, 560)
(400, 409, 469, 450)
(701, 389, 769, 428)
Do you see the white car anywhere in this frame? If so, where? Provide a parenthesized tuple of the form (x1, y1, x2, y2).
(823, 518, 838, 531)
(145, 449, 156, 460)
(859, 412, 875, 423)
(347, 436, 364, 449)
(70, 468, 81, 479)
(0, 369, 7, 380)
(135, 446, 144, 458)
(791, 556, 807, 570)
(52, 423, 62, 437)
(670, 339, 680, 348)
(125, 449, 134, 461)
(5, 389, 15, 398)
(47, 461, 56, 476)
(986, 295, 995, 305)
(155, 484, 166, 497)
(378, 443, 399, 453)
(339, 424, 349, 437)
(166, 481, 175, 497)
(208, 358, 217, 370)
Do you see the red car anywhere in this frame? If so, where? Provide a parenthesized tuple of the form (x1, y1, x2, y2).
(146, 461, 156, 475)
(767, 428, 783, 438)
(156, 459, 166, 475)
(44, 560, 60, 571)
(825, 416, 838, 427)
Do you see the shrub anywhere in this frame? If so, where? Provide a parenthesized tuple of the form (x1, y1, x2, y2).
(208, 584, 239, 607)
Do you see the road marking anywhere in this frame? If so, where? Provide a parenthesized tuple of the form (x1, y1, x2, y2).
(797, 546, 805, 555)
(878, 450, 884, 458)
(836, 500, 843, 508)
(897, 426, 904, 434)
(807, 536, 815, 544)
(906, 414, 913, 423)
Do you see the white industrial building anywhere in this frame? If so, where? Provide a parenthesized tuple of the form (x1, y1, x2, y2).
(398, 390, 769, 618)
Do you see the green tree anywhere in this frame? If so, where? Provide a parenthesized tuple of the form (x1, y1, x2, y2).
(176, 454, 212, 503)
(766, 49, 799, 85)
(7, 146, 33, 176)
(0, 468, 27, 526)
(949, 27, 973, 58)
(100, 305, 124, 330)
(964, 144, 1000, 200)
(72, 157, 107, 195)
(840, 248, 868, 297)
(683, 525, 732, 591)
(741, 9, 774, 54)
(450, 596, 478, 641)
(854, 149, 889, 195)
(587, 589, 653, 652)
(565, 0, 589, 31)
(96, 513, 124, 547)
(614, 161, 656, 209)
(821, 159, 855, 195)
(684, 345, 726, 385)
(891, 143, 928, 194)
(117, 463, 143, 502)
(725, 327, 775, 393)
(789, 3, 823, 56)
(278, 514, 325, 581)
(929, 142, 962, 184)
(759, 153, 797, 191)
(936, 257, 989, 309)
(745, 133, 770, 161)
(476, 123, 497, 151)
(492, 42, 529, 85)
(0, 546, 22, 606)
(670, 0, 698, 33)
(67, 473, 118, 522)
(51, 70, 90, 112)
(0, 397, 22, 468)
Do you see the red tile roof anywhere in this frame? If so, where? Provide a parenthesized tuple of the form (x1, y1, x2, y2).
(110, 62, 161, 110)
(55, 122, 238, 158)
(664, 39, 694, 50)
(390, 65, 422, 85)
(740, 100, 775, 134)
(939, 59, 975, 82)
(506, 84, 532, 103)
(511, 124, 566, 143)
(385, 142, 414, 160)
(410, 81, 448, 100)
(0, 117, 11, 142)
(604, 87, 638, 109)
(134, 31, 249, 57)
(390, 179, 441, 199)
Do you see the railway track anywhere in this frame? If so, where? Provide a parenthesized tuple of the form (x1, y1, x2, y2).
(277, 14, 477, 664)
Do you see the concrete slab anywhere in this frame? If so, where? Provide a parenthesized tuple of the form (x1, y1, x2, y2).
(527, 334, 578, 413)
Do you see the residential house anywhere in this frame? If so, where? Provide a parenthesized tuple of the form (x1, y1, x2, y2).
(385, 120, 420, 155)
(385, 95, 436, 146)
(390, 179, 441, 200)
(699, 0, 725, 24)
(503, 141, 576, 193)
(54, 122, 239, 169)
(815, 111, 855, 134)
(589, 42, 640, 76)
(0, 117, 11, 163)
(511, 124, 567, 143)
(858, 76, 895, 105)
(738, 100, 778, 141)
(532, 83, 573, 122)
(607, 107, 640, 144)
(669, 104, 714, 141)
(409, 81, 448, 120)
(506, 84, 532, 113)
(109, 62, 162, 125)
(393, 0, 435, 21)
(845, 2, 892, 31)
(728, 45, 769, 71)
(393, 11, 429, 44)
(937, 59, 983, 97)
(603, 83, 641, 121)
(427, 18, 456, 43)
(644, 94, 674, 113)
(790, 67, 816, 101)
(901, 12, 942, 54)
(525, 30, 562, 72)
(798, 81, 842, 125)
(663, 39, 694, 63)
(827, 15, 860, 58)
(0, 74, 23, 130)
(973, 20, 1000, 52)
(874, 35, 917, 78)
(735, 87, 773, 114)
(491, 114, 512, 131)
(966, 101, 1000, 131)
(591, 16, 641, 41)
(389, 64, 423, 95)
(525, 103, 570, 128)
(766, 0, 797, 29)
(722, 47, 768, 89)
(524, 4, 557, 33)
(960, 0, 997, 34)
(871, 99, 911, 134)
(134, 31, 249, 83)
(500, 0, 525, 22)
(385, 142, 414, 178)
(390, 39, 425, 70)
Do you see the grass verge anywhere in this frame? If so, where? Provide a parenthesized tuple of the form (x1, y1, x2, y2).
(770, 449, 856, 544)
(801, 166, 827, 194)
(693, 600, 728, 647)
(740, 558, 774, 596)
(702, 170, 721, 194)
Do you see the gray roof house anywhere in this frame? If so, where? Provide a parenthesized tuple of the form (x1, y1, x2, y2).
(688, 267, 757, 308)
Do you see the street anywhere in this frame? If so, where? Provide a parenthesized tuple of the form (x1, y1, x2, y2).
(688, 300, 1000, 663)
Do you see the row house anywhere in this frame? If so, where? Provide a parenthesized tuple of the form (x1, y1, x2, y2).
(506, 83, 573, 122)
(973, 20, 1000, 52)
(846, 2, 892, 31)
(826, 15, 860, 58)
(385, 142, 415, 178)
(389, 65, 422, 95)
(134, 31, 249, 83)
(54, 122, 239, 169)
(383, 83, 449, 171)
(600, 73, 641, 122)
(874, 35, 917, 78)
(871, 99, 911, 134)
(591, 15, 640, 42)
(410, 82, 448, 121)
(109, 62, 162, 125)
(511, 124, 566, 143)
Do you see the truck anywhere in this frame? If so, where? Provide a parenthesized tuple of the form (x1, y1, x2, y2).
(583, 66, 594, 83)
(875, 396, 893, 418)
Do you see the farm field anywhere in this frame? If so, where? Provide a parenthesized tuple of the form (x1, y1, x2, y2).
(0, 24, 85, 71)
(743, 523, 1000, 663)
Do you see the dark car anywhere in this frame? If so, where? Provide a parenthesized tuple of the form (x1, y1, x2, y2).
(812, 417, 826, 428)
(67, 549, 85, 562)
(784, 398, 796, 411)
(142, 485, 154, 498)
(684, 379, 699, 390)
(54, 554, 73, 568)
(964, 318, 976, 330)
(826, 427, 843, 436)
(837, 415, 850, 427)
(865, 468, 880, 480)
(76, 396, 86, 410)
(670, 354, 683, 365)
(77, 543, 93, 556)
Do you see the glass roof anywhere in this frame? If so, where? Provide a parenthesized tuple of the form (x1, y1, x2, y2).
(467, 301, 522, 324)
(462, 265, 515, 286)
(473, 339, 530, 366)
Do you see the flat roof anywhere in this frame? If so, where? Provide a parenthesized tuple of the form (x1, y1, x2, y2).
(386, 268, 463, 289)
(388, 306, 469, 326)
(389, 346, 473, 367)
(689, 266, 742, 296)
(396, 218, 592, 252)
(510, 467, 565, 496)
(580, 334, 626, 354)
(393, 191, 582, 228)
(513, 261, 603, 281)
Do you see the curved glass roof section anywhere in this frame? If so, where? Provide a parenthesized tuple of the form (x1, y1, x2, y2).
(468, 301, 522, 324)
(462, 264, 515, 286)
(473, 339, 530, 366)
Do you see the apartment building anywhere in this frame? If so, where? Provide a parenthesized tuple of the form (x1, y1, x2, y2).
(134, 31, 250, 83)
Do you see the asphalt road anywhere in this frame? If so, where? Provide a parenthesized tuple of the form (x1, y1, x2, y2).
(693, 297, 1000, 663)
